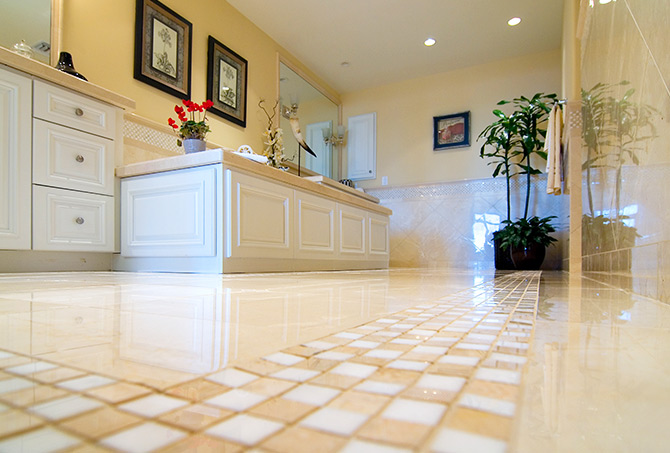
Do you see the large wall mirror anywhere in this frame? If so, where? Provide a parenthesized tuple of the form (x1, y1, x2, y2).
(279, 59, 341, 180)
(0, 0, 59, 65)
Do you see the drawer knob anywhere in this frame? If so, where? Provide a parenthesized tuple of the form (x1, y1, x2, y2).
(75, 217, 85, 225)
(75, 107, 84, 117)
(75, 155, 85, 163)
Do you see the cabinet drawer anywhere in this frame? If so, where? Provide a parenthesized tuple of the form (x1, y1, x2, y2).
(33, 80, 117, 139)
(33, 185, 113, 252)
(33, 119, 114, 195)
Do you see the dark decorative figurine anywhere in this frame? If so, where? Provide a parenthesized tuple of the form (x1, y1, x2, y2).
(55, 52, 87, 81)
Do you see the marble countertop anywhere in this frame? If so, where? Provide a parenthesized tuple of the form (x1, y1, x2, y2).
(0, 46, 135, 110)
(116, 149, 390, 215)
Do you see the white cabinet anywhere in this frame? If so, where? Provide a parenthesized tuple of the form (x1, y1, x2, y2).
(121, 165, 220, 258)
(116, 163, 391, 273)
(0, 66, 31, 250)
(347, 112, 376, 180)
(31, 80, 117, 252)
(0, 67, 120, 253)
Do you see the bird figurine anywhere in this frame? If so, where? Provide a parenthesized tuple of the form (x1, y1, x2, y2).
(289, 116, 317, 157)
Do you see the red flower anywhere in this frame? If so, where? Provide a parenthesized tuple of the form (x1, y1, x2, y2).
(182, 99, 192, 108)
(167, 118, 178, 129)
(178, 111, 188, 122)
(174, 105, 184, 114)
(203, 100, 214, 110)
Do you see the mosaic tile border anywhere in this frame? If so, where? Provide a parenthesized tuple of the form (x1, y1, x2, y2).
(0, 271, 541, 452)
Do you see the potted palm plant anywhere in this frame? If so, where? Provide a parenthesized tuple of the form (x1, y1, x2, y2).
(479, 93, 558, 270)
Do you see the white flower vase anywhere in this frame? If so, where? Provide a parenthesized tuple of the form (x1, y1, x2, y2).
(182, 138, 207, 154)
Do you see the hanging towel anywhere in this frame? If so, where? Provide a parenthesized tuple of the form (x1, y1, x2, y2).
(545, 104, 563, 195)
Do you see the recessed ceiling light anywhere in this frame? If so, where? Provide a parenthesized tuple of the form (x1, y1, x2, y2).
(424, 38, 436, 47)
(508, 17, 522, 26)
(341, 61, 350, 68)
(599, 0, 613, 4)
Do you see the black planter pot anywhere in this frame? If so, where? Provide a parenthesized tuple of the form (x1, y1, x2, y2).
(494, 236, 515, 270)
(510, 243, 546, 270)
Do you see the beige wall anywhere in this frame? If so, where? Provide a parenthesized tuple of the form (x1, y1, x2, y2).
(342, 49, 562, 188)
(59, 0, 334, 156)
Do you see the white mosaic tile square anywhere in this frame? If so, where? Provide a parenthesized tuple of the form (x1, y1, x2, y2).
(282, 384, 340, 405)
(354, 380, 405, 396)
(0, 426, 80, 453)
(263, 352, 305, 366)
(207, 414, 283, 446)
(207, 368, 258, 387)
(0, 351, 15, 359)
(416, 374, 466, 392)
(314, 351, 354, 361)
(390, 338, 422, 346)
(6, 361, 58, 375)
(476, 368, 521, 385)
(455, 343, 490, 351)
(459, 393, 516, 417)
(431, 427, 507, 453)
(101, 422, 186, 453)
(467, 333, 498, 342)
(497, 341, 529, 350)
(349, 340, 381, 349)
(383, 398, 446, 425)
(119, 394, 188, 417)
(0, 377, 35, 394)
(206, 389, 268, 411)
(331, 362, 378, 378)
(341, 439, 412, 453)
(56, 375, 116, 391)
(387, 360, 429, 372)
(270, 367, 320, 382)
(411, 345, 448, 355)
(438, 355, 480, 366)
(376, 318, 399, 324)
(334, 332, 363, 340)
(300, 406, 368, 436)
(30, 395, 103, 420)
(302, 340, 337, 350)
(363, 349, 403, 360)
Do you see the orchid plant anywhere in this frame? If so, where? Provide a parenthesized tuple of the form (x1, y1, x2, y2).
(168, 99, 213, 146)
(259, 99, 287, 169)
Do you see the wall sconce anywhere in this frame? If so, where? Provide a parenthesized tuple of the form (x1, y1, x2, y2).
(281, 103, 298, 119)
(323, 125, 346, 146)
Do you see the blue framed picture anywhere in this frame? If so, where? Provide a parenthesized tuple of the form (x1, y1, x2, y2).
(433, 111, 470, 150)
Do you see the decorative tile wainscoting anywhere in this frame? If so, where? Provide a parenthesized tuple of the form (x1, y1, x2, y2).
(366, 176, 569, 270)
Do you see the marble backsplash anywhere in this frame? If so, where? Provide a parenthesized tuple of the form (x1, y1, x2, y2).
(366, 176, 569, 270)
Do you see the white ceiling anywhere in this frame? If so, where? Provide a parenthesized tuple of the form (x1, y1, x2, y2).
(227, 0, 565, 94)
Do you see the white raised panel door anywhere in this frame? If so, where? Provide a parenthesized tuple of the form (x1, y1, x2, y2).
(294, 190, 336, 259)
(347, 112, 376, 180)
(33, 185, 114, 251)
(368, 212, 390, 257)
(338, 203, 366, 259)
(33, 119, 114, 195)
(121, 165, 219, 257)
(228, 170, 292, 259)
(0, 67, 31, 250)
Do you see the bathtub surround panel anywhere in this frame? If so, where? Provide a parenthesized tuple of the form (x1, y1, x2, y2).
(366, 175, 569, 270)
(580, 0, 670, 303)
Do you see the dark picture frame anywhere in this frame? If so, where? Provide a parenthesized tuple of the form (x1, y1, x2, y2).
(206, 36, 248, 128)
(433, 111, 470, 150)
(134, 0, 192, 99)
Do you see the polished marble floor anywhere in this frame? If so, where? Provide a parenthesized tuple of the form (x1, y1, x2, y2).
(0, 269, 668, 452)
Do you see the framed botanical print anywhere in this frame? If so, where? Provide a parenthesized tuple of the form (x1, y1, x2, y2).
(134, 0, 192, 99)
(206, 36, 248, 127)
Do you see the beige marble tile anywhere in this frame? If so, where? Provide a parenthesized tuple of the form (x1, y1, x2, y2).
(262, 426, 346, 453)
(60, 407, 142, 439)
